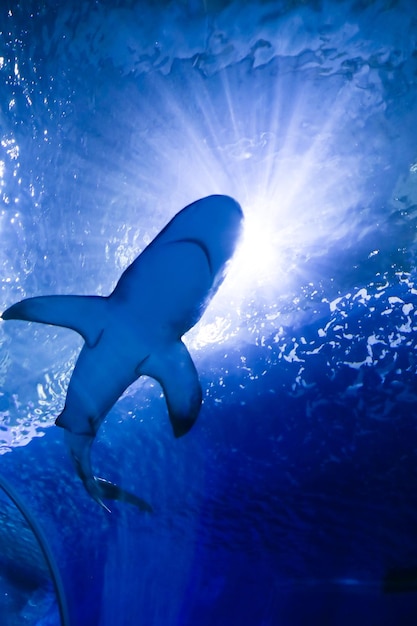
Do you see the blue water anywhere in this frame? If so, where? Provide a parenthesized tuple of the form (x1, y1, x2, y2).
(1, 0, 417, 624)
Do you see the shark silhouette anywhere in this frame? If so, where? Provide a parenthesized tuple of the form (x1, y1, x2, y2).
(2, 195, 243, 512)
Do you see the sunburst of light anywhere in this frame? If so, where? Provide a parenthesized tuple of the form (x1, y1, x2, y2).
(104, 58, 369, 349)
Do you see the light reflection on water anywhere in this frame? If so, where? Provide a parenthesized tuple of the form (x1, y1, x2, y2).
(0, 0, 416, 454)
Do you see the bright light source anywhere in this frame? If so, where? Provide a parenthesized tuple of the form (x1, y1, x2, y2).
(231, 203, 283, 288)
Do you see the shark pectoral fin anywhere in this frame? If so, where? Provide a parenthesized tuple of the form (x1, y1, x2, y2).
(141, 341, 202, 438)
(2, 295, 108, 348)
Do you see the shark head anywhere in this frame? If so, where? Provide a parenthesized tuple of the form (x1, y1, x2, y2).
(155, 194, 243, 277)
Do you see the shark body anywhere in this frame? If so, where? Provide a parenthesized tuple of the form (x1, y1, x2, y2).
(2, 195, 243, 511)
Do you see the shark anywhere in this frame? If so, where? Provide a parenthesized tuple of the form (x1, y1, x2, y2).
(2, 195, 243, 512)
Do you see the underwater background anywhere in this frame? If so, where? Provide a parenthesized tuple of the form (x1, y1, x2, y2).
(1, 0, 417, 624)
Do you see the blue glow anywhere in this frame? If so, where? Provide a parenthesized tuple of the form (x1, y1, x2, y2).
(1, 1, 417, 624)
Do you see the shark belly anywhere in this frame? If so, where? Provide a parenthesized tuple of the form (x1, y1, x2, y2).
(115, 238, 213, 337)
(56, 334, 139, 436)
(59, 240, 212, 438)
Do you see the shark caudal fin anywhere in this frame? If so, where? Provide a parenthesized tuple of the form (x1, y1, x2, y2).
(2, 295, 108, 348)
(94, 477, 153, 513)
(64, 432, 152, 513)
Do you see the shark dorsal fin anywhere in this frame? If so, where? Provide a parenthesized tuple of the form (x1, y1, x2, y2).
(2, 295, 108, 348)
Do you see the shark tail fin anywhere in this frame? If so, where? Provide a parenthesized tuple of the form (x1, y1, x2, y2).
(2, 295, 108, 348)
(95, 477, 153, 513)
(64, 432, 152, 513)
